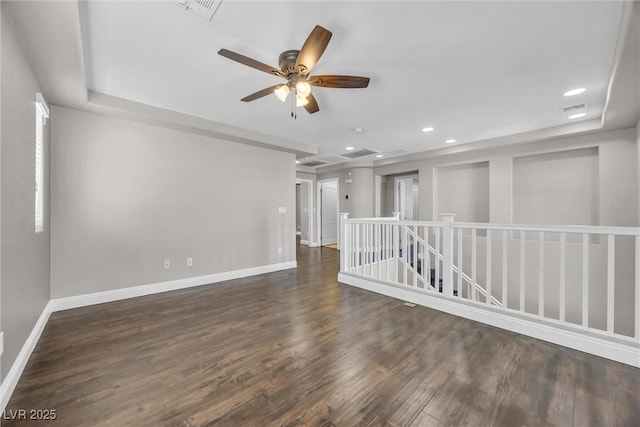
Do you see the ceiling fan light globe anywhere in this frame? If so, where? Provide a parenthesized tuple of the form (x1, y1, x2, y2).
(295, 81, 311, 98)
(274, 85, 290, 102)
(296, 97, 309, 107)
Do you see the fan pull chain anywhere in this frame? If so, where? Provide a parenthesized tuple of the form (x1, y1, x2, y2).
(291, 87, 297, 119)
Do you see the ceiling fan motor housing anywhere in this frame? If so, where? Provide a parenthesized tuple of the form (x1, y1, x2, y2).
(279, 50, 301, 76)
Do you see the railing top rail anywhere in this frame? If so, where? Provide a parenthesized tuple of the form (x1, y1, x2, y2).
(347, 217, 398, 221)
(345, 219, 442, 227)
(344, 217, 639, 236)
(453, 222, 640, 236)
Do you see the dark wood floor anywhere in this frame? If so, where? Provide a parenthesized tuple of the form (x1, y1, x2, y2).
(5, 242, 640, 426)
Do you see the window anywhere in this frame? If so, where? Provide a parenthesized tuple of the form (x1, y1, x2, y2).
(35, 93, 49, 233)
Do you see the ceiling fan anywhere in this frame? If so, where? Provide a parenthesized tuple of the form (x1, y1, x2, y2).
(218, 25, 370, 116)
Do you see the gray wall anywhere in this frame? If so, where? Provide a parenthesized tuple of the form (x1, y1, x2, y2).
(50, 106, 296, 298)
(436, 162, 490, 223)
(318, 167, 374, 218)
(371, 128, 639, 226)
(637, 119, 640, 226)
(513, 148, 598, 226)
(1, 8, 51, 379)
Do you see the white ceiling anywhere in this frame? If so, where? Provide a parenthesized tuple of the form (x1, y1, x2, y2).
(81, 0, 625, 164)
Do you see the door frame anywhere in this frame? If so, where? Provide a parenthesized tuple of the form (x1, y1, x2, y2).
(317, 178, 340, 247)
(296, 178, 315, 246)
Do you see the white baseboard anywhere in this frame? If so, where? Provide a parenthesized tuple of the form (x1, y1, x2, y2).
(338, 272, 640, 368)
(296, 231, 301, 236)
(0, 261, 297, 412)
(307, 241, 321, 247)
(50, 261, 297, 312)
(300, 240, 309, 245)
(0, 301, 54, 412)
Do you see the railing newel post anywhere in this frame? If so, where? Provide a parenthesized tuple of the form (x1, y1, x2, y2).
(339, 212, 350, 271)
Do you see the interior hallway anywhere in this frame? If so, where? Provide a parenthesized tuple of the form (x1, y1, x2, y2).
(5, 243, 639, 426)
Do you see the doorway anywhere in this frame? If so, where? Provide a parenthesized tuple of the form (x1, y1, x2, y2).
(394, 175, 419, 220)
(296, 178, 314, 246)
(318, 179, 339, 246)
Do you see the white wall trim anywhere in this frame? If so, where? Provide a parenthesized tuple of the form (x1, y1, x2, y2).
(338, 272, 640, 368)
(50, 261, 297, 312)
(300, 239, 309, 245)
(0, 301, 54, 412)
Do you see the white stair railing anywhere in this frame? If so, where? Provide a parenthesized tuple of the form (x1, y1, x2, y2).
(339, 213, 640, 367)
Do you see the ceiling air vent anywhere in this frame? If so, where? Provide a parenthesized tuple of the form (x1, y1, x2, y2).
(300, 159, 329, 167)
(339, 148, 378, 159)
(177, 0, 221, 21)
(561, 103, 586, 113)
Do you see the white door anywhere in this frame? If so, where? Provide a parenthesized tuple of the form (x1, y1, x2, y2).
(320, 181, 338, 245)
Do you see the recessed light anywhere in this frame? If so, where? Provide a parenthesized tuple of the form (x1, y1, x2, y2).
(354, 128, 364, 134)
(564, 88, 586, 97)
(345, 146, 355, 151)
(422, 127, 434, 132)
(445, 139, 456, 144)
(568, 113, 586, 119)
(295, 160, 300, 164)
(375, 154, 384, 158)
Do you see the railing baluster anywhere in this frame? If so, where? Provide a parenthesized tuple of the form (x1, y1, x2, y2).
(560, 233, 566, 322)
(582, 233, 589, 328)
(472, 229, 477, 301)
(377, 224, 382, 280)
(425, 226, 431, 290)
(345, 222, 350, 271)
(520, 231, 525, 312)
(355, 223, 360, 272)
(635, 235, 640, 340)
(421, 226, 426, 290)
(486, 229, 492, 305)
(607, 234, 615, 334)
(386, 224, 391, 282)
(413, 226, 418, 287)
(367, 223, 371, 266)
(435, 228, 440, 291)
(538, 232, 544, 317)
(502, 230, 508, 307)
(458, 228, 463, 297)
(403, 225, 408, 286)
(352, 223, 356, 271)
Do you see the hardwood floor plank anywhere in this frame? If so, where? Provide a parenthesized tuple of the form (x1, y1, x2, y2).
(4, 243, 638, 426)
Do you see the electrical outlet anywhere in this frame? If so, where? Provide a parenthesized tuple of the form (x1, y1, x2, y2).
(278, 206, 286, 213)
(187, 257, 193, 267)
(278, 247, 283, 254)
(164, 259, 170, 269)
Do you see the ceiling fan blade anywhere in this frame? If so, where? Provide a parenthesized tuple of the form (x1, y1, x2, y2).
(295, 26, 332, 76)
(308, 75, 370, 88)
(241, 85, 285, 102)
(304, 93, 320, 114)
(218, 49, 285, 78)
